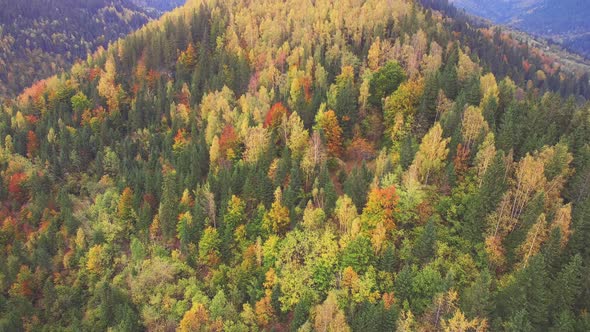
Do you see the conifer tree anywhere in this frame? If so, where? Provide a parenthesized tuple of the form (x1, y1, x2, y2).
(327, 66, 358, 138)
(413, 219, 437, 264)
(159, 168, 179, 241)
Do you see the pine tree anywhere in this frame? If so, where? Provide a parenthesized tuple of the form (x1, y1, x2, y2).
(379, 245, 397, 273)
(318, 166, 337, 214)
(176, 211, 194, 253)
(291, 293, 312, 331)
(552, 310, 576, 332)
(508, 254, 549, 329)
(158, 169, 179, 241)
(504, 309, 533, 332)
(460, 270, 492, 319)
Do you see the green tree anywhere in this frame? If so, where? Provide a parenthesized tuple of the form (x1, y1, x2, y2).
(341, 235, 375, 274)
(343, 163, 373, 212)
(176, 211, 194, 253)
(368, 61, 406, 107)
(418, 73, 440, 125)
(463, 151, 508, 243)
(412, 219, 437, 264)
(71, 91, 91, 113)
(410, 264, 445, 315)
(328, 66, 358, 138)
(497, 254, 549, 329)
(158, 169, 179, 241)
(550, 255, 582, 320)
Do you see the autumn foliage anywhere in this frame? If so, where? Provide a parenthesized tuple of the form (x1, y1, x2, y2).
(264, 102, 289, 128)
(218, 125, 240, 159)
(26, 131, 39, 158)
(8, 172, 28, 205)
(316, 109, 343, 157)
(363, 185, 399, 232)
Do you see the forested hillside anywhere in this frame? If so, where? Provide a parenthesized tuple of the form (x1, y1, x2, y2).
(0, 0, 155, 98)
(1, 0, 590, 330)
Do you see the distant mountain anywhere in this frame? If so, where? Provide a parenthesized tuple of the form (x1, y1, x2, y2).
(0, 0, 156, 97)
(451, 0, 590, 58)
(132, 0, 185, 14)
(448, 0, 541, 24)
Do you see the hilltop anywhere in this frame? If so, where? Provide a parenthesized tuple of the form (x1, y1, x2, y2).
(1, 0, 590, 330)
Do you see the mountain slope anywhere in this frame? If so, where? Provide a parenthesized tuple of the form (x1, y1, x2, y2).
(1, 0, 590, 331)
(451, 0, 590, 57)
(0, 0, 156, 98)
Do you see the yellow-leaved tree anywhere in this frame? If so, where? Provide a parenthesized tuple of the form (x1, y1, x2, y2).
(97, 54, 123, 113)
(263, 187, 291, 235)
(384, 79, 424, 143)
(313, 292, 351, 332)
(406, 122, 450, 185)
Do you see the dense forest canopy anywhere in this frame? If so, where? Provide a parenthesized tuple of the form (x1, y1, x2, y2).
(1, 0, 590, 331)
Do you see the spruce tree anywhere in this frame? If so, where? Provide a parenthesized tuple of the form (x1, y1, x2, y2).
(418, 73, 440, 124)
(413, 219, 437, 264)
(463, 151, 508, 243)
(550, 255, 582, 320)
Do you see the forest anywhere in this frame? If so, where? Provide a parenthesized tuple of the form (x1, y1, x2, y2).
(1, 0, 590, 331)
